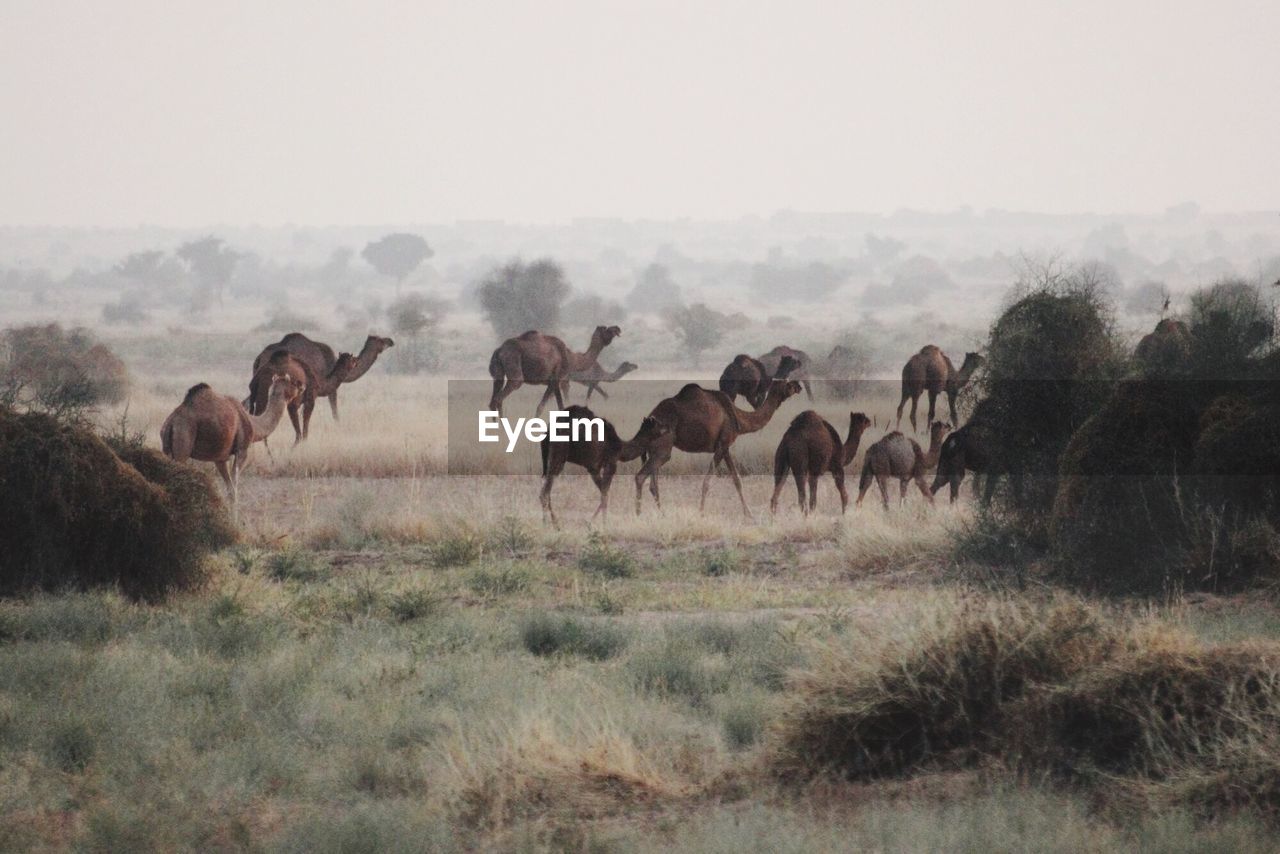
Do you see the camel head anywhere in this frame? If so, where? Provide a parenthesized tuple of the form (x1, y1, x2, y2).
(616, 361, 639, 377)
(592, 325, 622, 349)
(932, 429, 966, 494)
(849, 412, 872, 437)
(959, 352, 985, 376)
(765, 379, 803, 407)
(929, 420, 953, 446)
(773, 354, 801, 380)
(364, 334, 395, 354)
(269, 372, 305, 404)
(620, 414, 672, 460)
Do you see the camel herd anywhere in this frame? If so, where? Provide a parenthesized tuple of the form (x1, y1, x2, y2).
(158, 321, 989, 523)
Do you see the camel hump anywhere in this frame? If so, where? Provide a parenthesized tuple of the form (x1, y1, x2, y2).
(822, 420, 842, 449)
(675, 383, 706, 399)
(517, 330, 541, 341)
(787, 409, 824, 432)
(280, 332, 309, 344)
(269, 349, 291, 362)
(919, 344, 941, 355)
(183, 383, 212, 404)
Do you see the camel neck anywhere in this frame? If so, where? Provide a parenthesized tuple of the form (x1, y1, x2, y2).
(247, 394, 289, 441)
(344, 346, 379, 381)
(842, 427, 869, 467)
(732, 395, 782, 434)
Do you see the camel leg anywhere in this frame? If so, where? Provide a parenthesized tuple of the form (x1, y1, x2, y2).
(896, 393, 909, 428)
(635, 451, 667, 515)
(803, 380, 814, 402)
(214, 459, 234, 501)
(591, 465, 614, 523)
(700, 453, 719, 512)
(925, 390, 938, 433)
(329, 391, 340, 422)
(947, 390, 958, 427)
(540, 453, 565, 527)
(833, 467, 849, 514)
(287, 401, 302, 444)
(491, 379, 522, 419)
(535, 382, 560, 417)
(899, 478, 910, 505)
(594, 385, 609, 401)
(808, 474, 819, 514)
(262, 436, 275, 463)
(300, 397, 315, 442)
(721, 450, 753, 521)
(909, 394, 919, 433)
(915, 474, 935, 505)
(792, 468, 806, 514)
(878, 475, 890, 510)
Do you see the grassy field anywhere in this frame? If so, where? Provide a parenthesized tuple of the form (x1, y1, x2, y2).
(4, 333, 1280, 851)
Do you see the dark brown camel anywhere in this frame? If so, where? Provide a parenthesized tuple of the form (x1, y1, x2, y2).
(538, 405, 669, 526)
(488, 325, 621, 417)
(930, 399, 1010, 504)
(252, 332, 395, 421)
(161, 373, 304, 507)
(248, 350, 356, 443)
(718, 354, 801, 408)
(896, 346, 984, 432)
(570, 360, 639, 401)
(758, 345, 815, 401)
(770, 411, 872, 515)
(857, 420, 951, 510)
(629, 377, 803, 518)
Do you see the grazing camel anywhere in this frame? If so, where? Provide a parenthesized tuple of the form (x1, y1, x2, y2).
(629, 377, 804, 518)
(538, 405, 669, 526)
(770, 411, 872, 515)
(718, 354, 802, 408)
(488, 325, 621, 417)
(758, 345, 815, 401)
(161, 373, 304, 507)
(930, 400, 1008, 505)
(896, 346, 984, 432)
(570, 360, 639, 401)
(252, 333, 395, 421)
(248, 350, 356, 443)
(857, 420, 952, 510)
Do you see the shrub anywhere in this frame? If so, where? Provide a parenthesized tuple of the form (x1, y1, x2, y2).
(1, 323, 128, 415)
(476, 258, 570, 338)
(487, 516, 534, 559)
(699, 546, 744, 577)
(387, 585, 441, 622)
(430, 532, 482, 567)
(466, 565, 531, 598)
(265, 549, 323, 583)
(627, 636, 730, 706)
(578, 533, 635, 578)
(519, 612, 629, 660)
(0, 408, 231, 601)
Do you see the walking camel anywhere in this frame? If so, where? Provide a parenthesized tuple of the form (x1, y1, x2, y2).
(161, 373, 304, 508)
(770, 411, 872, 515)
(488, 325, 621, 417)
(719, 354, 802, 408)
(248, 350, 356, 443)
(538, 405, 670, 526)
(931, 399, 1009, 505)
(896, 346, 984, 432)
(252, 332, 395, 421)
(570, 360, 639, 401)
(629, 372, 803, 519)
(857, 420, 952, 510)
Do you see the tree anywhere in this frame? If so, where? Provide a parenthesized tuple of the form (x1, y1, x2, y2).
(663, 302, 729, 365)
(386, 292, 447, 374)
(626, 263, 683, 312)
(176, 237, 239, 307)
(476, 259, 571, 338)
(362, 233, 433, 295)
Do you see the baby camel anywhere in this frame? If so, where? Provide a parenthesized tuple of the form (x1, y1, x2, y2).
(770, 411, 872, 515)
(538, 405, 668, 526)
(857, 420, 951, 510)
(161, 373, 304, 507)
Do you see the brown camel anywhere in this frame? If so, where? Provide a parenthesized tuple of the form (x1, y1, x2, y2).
(629, 377, 803, 518)
(758, 345, 815, 401)
(538, 405, 669, 526)
(252, 332, 395, 421)
(1134, 318, 1191, 369)
(488, 325, 621, 417)
(570, 360, 639, 401)
(718, 354, 801, 408)
(770, 411, 872, 515)
(160, 373, 304, 507)
(896, 346, 984, 432)
(248, 350, 356, 443)
(930, 399, 1012, 505)
(857, 420, 951, 510)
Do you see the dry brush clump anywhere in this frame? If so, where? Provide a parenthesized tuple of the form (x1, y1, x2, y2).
(1049, 280, 1280, 593)
(0, 407, 235, 600)
(1, 323, 128, 415)
(769, 594, 1280, 824)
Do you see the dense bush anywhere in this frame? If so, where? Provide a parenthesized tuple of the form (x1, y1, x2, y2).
(1, 323, 129, 415)
(1048, 279, 1280, 593)
(476, 258, 571, 338)
(0, 408, 234, 600)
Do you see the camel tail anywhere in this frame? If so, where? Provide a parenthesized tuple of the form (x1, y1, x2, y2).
(858, 456, 874, 494)
(488, 349, 505, 406)
(772, 442, 788, 485)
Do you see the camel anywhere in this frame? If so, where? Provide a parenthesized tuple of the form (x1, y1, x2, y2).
(718, 354, 801, 408)
(857, 420, 951, 510)
(629, 376, 804, 518)
(570, 360, 639, 401)
(770, 411, 872, 515)
(160, 372, 304, 507)
(930, 399, 1010, 505)
(896, 346, 984, 432)
(248, 350, 356, 444)
(758, 345, 815, 401)
(538, 405, 669, 526)
(1134, 318, 1191, 369)
(252, 332, 395, 421)
(488, 325, 621, 417)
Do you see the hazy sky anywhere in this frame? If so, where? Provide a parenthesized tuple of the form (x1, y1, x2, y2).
(1, 0, 1277, 226)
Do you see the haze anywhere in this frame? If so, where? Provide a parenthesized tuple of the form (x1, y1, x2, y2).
(2, 0, 1277, 227)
